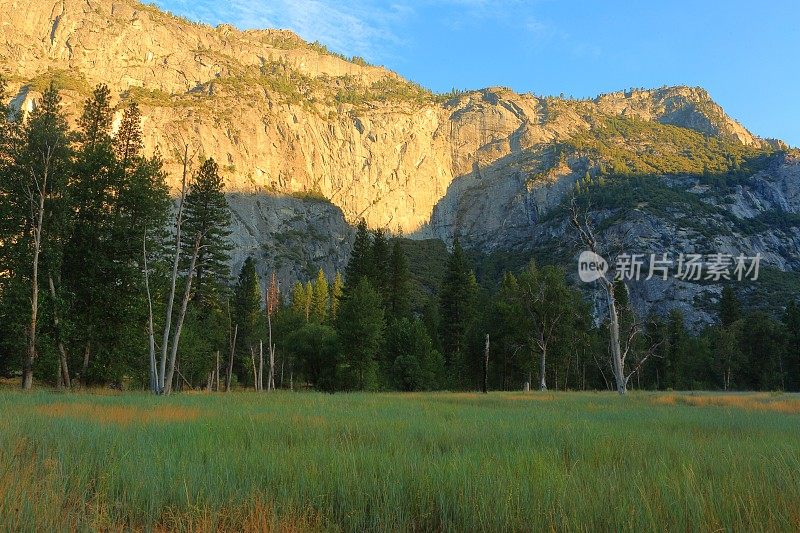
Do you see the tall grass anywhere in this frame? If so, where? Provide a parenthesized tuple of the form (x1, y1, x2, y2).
(0, 391, 798, 531)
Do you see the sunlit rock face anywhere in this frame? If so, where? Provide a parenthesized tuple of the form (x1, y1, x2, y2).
(3, 0, 796, 323)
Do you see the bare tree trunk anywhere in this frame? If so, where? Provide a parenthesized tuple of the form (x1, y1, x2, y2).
(267, 313, 275, 391)
(250, 347, 258, 390)
(215, 350, 220, 392)
(81, 343, 90, 388)
(268, 344, 275, 392)
(164, 232, 201, 395)
(143, 230, 157, 393)
(279, 353, 285, 389)
(158, 144, 190, 393)
(22, 167, 47, 391)
(258, 340, 264, 392)
(482, 334, 489, 394)
(226, 324, 237, 392)
(539, 344, 548, 391)
(48, 274, 70, 389)
(605, 282, 626, 395)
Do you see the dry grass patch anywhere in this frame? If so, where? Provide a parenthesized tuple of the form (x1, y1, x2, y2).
(33, 403, 201, 425)
(652, 393, 800, 414)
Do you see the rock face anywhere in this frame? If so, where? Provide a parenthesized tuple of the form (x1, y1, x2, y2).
(1, 0, 798, 322)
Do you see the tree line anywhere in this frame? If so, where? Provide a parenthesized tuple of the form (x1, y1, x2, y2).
(1, 77, 797, 393)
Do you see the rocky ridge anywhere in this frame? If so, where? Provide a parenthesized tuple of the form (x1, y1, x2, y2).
(1, 0, 798, 322)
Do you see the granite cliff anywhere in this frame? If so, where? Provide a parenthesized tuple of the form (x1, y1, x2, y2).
(2, 0, 797, 322)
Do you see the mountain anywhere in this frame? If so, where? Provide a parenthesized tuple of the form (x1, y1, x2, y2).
(2, 0, 798, 325)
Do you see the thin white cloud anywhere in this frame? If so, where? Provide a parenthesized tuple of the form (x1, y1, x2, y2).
(161, 0, 408, 62)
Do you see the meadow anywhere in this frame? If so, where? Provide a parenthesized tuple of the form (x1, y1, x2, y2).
(0, 390, 799, 532)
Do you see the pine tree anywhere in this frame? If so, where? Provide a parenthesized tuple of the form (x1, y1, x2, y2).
(15, 83, 73, 389)
(719, 286, 741, 327)
(336, 278, 385, 390)
(114, 101, 143, 171)
(304, 281, 313, 321)
(312, 269, 329, 323)
(78, 84, 112, 150)
(181, 157, 232, 306)
(783, 301, 800, 392)
(387, 239, 411, 319)
(438, 239, 476, 367)
(371, 228, 390, 303)
(330, 272, 344, 321)
(233, 257, 262, 381)
(344, 219, 372, 290)
(291, 281, 310, 320)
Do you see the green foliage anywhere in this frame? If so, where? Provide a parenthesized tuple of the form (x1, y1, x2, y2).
(344, 219, 372, 290)
(438, 239, 477, 369)
(286, 323, 339, 391)
(311, 269, 329, 323)
(566, 115, 770, 178)
(387, 239, 412, 319)
(719, 286, 741, 327)
(233, 257, 262, 379)
(385, 318, 444, 391)
(182, 157, 233, 305)
(28, 69, 91, 94)
(336, 278, 384, 391)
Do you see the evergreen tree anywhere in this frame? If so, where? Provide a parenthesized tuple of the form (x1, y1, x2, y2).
(291, 281, 310, 320)
(387, 239, 411, 319)
(330, 272, 344, 321)
(61, 86, 169, 385)
(78, 84, 112, 150)
(304, 281, 313, 321)
(114, 101, 143, 171)
(336, 278, 384, 390)
(371, 228, 390, 303)
(233, 257, 262, 381)
(181, 157, 232, 306)
(311, 269, 329, 323)
(438, 239, 476, 368)
(13, 83, 73, 389)
(385, 317, 444, 391)
(784, 301, 800, 392)
(344, 219, 372, 290)
(719, 286, 741, 327)
(712, 322, 745, 390)
(665, 310, 690, 389)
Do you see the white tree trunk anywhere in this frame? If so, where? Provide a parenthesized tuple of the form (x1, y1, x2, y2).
(258, 340, 264, 392)
(143, 230, 158, 393)
(48, 274, 70, 388)
(164, 232, 201, 395)
(22, 159, 48, 391)
(158, 145, 190, 393)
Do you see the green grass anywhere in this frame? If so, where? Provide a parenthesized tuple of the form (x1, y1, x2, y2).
(1, 391, 798, 531)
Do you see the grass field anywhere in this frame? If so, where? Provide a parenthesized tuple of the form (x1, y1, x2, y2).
(1, 390, 799, 532)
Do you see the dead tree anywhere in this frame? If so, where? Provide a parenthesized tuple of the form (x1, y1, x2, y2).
(48, 274, 70, 388)
(570, 198, 659, 395)
(226, 323, 237, 392)
(266, 272, 279, 391)
(143, 229, 158, 393)
(257, 340, 264, 391)
(22, 143, 57, 390)
(157, 144, 190, 393)
(482, 334, 489, 394)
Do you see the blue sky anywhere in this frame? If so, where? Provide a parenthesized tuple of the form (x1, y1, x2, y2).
(154, 0, 800, 146)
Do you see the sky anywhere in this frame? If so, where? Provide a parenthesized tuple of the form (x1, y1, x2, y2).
(154, 0, 800, 146)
